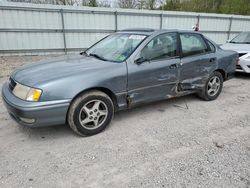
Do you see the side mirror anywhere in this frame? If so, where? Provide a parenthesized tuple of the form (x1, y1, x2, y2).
(134, 57, 147, 65)
(226, 39, 231, 43)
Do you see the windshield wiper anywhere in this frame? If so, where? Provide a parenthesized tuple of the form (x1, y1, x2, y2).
(230, 41, 250, 44)
(89, 53, 107, 61)
(80, 51, 88, 56)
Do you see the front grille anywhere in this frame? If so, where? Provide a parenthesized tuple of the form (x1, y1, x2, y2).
(239, 53, 247, 58)
(236, 65, 243, 70)
(9, 77, 17, 91)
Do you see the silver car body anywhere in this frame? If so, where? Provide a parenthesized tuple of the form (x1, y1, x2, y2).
(221, 32, 250, 73)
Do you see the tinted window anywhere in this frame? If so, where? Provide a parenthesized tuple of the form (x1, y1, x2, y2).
(180, 33, 209, 57)
(140, 33, 178, 61)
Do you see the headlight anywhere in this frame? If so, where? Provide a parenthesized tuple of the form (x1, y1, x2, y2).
(13, 82, 42, 102)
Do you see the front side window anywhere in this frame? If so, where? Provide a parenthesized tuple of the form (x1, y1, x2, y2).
(140, 33, 178, 61)
(85, 33, 147, 62)
(180, 33, 209, 57)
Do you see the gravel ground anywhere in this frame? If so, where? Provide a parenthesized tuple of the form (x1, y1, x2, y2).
(0, 56, 250, 188)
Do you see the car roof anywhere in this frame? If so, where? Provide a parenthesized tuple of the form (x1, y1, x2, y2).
(117, 28, 201, 36)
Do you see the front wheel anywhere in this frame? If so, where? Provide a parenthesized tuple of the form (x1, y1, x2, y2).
(198, 71, 223, 101)
(67, 91, 114, 136)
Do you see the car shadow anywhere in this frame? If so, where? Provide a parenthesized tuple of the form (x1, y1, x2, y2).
(15, 94, 199, 139)
(16, 123, 75, 139)
(113, 94, 197, 121)
(235, 72, 250, 79)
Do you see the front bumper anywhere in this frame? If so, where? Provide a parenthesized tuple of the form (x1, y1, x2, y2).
(236, 59, 250, 73)
(2, 82, 70, 127)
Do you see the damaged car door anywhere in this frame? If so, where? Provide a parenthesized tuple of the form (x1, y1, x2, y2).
(179, 33, 217, 90)
(127, 32, 180, 106)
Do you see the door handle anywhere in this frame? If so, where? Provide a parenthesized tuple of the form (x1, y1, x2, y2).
(169, 64, 177, 69)
(209, 58, 215, 62)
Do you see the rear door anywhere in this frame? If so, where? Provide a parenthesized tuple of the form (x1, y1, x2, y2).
(179, 33, 217, 90)
(127, 32, 180, 106)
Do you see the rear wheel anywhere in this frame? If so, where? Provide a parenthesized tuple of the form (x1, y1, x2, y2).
(67, 91, 114, 136)
(198, 71, 223, 101)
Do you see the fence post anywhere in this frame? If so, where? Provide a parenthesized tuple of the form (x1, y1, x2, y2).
(114, 11, 118, 31)
(60, 9, 67, 54)
(160, 13, 163, 29)
(227, 17, 233, 40)
(197, 14, 200, 29)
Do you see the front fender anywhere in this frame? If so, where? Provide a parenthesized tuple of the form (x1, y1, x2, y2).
(38, 63, 128, 103)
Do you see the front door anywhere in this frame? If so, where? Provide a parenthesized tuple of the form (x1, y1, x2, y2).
(127, 32, 180, 106)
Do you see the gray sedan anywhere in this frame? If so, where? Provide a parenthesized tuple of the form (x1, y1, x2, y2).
(2, 29, 238, 136)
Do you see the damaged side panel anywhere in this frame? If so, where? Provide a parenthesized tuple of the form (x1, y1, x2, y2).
(178, 53, 218, 91)
(121, 32, 236, 109)
(127, 58, 180, 108)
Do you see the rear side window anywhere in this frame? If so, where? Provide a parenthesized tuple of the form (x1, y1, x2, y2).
(180, 33, 209, 57)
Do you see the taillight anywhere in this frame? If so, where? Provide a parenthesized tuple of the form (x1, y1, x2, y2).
(236, 58, 240, 64)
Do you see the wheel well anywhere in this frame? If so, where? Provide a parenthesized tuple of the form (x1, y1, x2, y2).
(70, 87, 119, 111)
(215, 69, 226, 81)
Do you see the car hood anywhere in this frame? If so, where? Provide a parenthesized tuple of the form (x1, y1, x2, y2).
(220, 43, 250, 53)
(12, 55, 118, 87)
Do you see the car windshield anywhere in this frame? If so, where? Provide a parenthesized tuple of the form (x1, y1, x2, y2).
(85, 33, 147, 62)
(230, 32, 250, 44)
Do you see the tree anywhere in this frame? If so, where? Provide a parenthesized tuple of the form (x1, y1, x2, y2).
(146, 0, 156, 9)
(88, 0, 97, 6)
(118, 0, 138, 8)
(137, 0, 146, 9)
(160, 0, 250, 15)
(6, 0, 250, 15)
(98, 0, 111, 7)
(161, 0, 180, 11)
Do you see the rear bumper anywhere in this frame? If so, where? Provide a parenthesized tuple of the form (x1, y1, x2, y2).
(2, 82, 70, 127)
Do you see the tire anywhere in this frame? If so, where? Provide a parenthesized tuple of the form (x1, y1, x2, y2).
(67, 90, 114, 136)
(197, 71, 223, 101)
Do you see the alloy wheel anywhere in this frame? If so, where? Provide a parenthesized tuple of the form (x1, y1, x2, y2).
(207, 76, 221, 97)
(78, 99, 108, 130)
